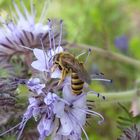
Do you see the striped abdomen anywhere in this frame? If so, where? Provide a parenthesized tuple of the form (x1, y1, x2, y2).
(71, 72, 84, 95)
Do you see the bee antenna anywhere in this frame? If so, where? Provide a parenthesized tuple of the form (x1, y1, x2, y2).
(84, 48, 92, 64)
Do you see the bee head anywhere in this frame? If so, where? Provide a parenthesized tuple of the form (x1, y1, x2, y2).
(53, 53, 61, 65)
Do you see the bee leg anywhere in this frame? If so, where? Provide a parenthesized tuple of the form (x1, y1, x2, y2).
(57, 69, 67, 86)
(51, 64, 58, 72)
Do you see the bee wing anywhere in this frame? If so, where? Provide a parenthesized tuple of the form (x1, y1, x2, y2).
(75, 63, 91, 84)
(62, 56, 91, 84)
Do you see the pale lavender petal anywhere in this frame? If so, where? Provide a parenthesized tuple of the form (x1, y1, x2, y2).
(43, 118, 53, 135)
(53, 135, 62, 140)
(63, 84, 77, 102)
(32, 78, 40, 83)
(33, 108, 40, 120)
(44, 92, 57, 105)
(37, 118, 44, 136)
(27, 78, 45, 94)
(33, 48, 48, 61)
(51, 68, 61, 78)
(72, 95, 86, 108)
(31, 60, 48, 72)
(37, 116, 54, 138)
(53, 102, 65, 118)
(28, 97, 38, 105)
(31, 48, 52, 72)
(23, 106, 33, 119)
(71, 108, 86, 127)
(58, 112, 73, 136)
(68, 131, 81, 140)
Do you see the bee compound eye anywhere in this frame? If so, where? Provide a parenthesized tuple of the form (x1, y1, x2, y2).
(58, 65, 62, 70)
(55, 62, 58, 64)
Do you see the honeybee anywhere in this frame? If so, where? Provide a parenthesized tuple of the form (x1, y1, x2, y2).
(52, 52, 91, 95)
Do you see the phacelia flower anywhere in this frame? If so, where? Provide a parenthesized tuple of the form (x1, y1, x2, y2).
(0, 0, 64, 75)
(51, 78, 104, 140)
(31, 46, 64, 73)
(0, 1, 47, 59)
(27, 78, 45, 95)
(114, 35, 129, 53)
(0, 1, 111, 140)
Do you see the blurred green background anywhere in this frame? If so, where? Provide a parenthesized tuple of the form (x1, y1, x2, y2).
(0, 0, 140, 139)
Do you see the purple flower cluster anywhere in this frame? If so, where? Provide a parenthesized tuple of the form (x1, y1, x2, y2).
(0, 0, 62, 74)
(18, 76, 104, 140)
(0, 1, 111, 140)
(114, 35, 129, 53)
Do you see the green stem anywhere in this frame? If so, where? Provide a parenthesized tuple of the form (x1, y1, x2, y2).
(68, 43, 140, 69)
(87, 89, 137, 103)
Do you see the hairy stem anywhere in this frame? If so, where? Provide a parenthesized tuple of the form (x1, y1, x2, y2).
(87, 89, 137, 103)
(68, 43, 140, 69)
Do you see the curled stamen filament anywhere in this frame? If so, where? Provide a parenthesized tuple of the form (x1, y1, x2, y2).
(77, 108, 104, 124)
(87, 90, 105, 100)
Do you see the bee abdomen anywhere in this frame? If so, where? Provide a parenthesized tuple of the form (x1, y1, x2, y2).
(71, 72, 84, 95)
